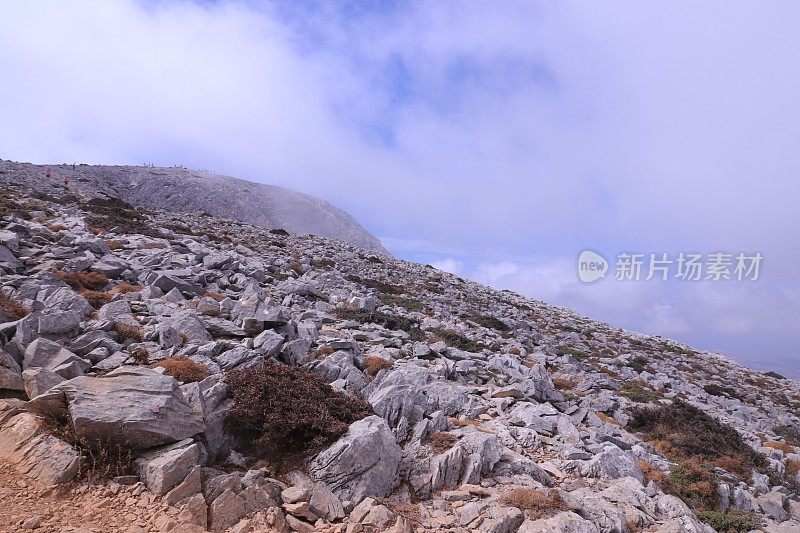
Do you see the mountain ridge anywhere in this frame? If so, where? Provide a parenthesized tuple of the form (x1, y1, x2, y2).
(0, 160, 388, 254)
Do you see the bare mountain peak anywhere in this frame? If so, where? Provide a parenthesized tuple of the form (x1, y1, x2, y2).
(0, 160, 387, 254)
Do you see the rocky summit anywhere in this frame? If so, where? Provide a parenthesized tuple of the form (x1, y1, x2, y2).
(0, 161, 387, 254)
(0, 180, 799, 533)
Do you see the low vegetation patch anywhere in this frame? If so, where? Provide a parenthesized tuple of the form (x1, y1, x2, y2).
(114, 323, 144, 344)
(225, 360, 373, 469)
(500, 489, 568, 520)
(150, 356, 209, 383)
(695, 510, 762, 533)
(465, 313, 510, 332)
(428, 327, 487, 352)
(0, 292, 30, 320)
(335, 308, 423, 340)
(54, 269, 109, 291)
(45, 416, 134, 482)
(556, 345, 586, 359)
(628, 400, 765, 482)
(362, 355, 393, 377)
(79, 289, 113, 309)
(81, 196, 159, 237)
(427, 431, 458, 453)
(620, 380, 664, 404)
(378, 293, 424, 312)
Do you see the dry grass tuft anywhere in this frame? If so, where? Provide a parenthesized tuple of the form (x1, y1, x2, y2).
(500, 489, 568, 520)
(0, 292, 30, 320)
(204, 291, 226, 302)
(115, 323, 144, 343)
(363, 355, 394, 377)
(150, 357, 210, 383)
(79, 289, 113, 310)
(115, 283, 143, 294)
(45, 416, 134, 483)
(428, 432, 459, 453)
(764, 440, 796, 454)
(54, 269, 109, 290)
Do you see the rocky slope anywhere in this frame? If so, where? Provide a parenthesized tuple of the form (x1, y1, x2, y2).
(0, 160, 387, 254)
(0, 182, 799, 533)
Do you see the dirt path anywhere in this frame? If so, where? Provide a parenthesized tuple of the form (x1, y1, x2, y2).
(0, 460, 180, 533)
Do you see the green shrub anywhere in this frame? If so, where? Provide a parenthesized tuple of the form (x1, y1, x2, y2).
(627, 401, 764, 481)
(429, 327, 487, 352)
(696, 510, 762, 532)
(335, 308, 423, 340)
(620, 382, 664, 404)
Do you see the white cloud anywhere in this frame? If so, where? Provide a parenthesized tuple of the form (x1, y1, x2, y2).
(1, 1, 798, 372)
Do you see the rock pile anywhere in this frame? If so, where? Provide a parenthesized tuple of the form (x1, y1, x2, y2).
(0, 182, 799, 532)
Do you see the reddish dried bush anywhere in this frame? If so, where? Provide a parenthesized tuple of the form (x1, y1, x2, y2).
(627, 401, 765, 481)
(0, 292, 30, 320)
(54, 269, 109, 290)
(151, 357, 209, 383)
(500, 489, 568, 520)
(115, 323, 144, 343)
(130, 347, 150, 365)
(204, 291, 226, 302)
(363, 355, 393, 377)
(116, 283, 143, 294)
(225, 360, 373, 468)
(79, 289, 113, 309)
(764, 440, 796, 454)
(428, 432, 458, 453)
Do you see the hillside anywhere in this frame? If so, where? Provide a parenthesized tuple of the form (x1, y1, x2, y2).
(0, 161, 387, 254)
(0, 182, 798, 532)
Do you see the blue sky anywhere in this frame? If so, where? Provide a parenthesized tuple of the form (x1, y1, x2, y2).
(1, 1, 798, 376)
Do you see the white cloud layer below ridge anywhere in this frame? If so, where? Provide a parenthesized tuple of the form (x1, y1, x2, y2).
(1, 1, 798, 375)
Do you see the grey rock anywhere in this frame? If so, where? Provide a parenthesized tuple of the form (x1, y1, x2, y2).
(135, 439, 200, 495)
(309, 415, 401, 505)
(27, 366, 204, 449)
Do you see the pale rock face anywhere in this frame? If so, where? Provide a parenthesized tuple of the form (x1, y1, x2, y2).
(26, 366, 205, 449)
(309, 415, 402, 505)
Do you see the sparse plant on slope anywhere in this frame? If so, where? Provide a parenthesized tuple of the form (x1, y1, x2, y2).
(150, 356, 209, 383)
(225, 360, 373, 469)
(500, 489, 568, 520)
(0, 292, 30, 320)
(428, 327, 487, 352)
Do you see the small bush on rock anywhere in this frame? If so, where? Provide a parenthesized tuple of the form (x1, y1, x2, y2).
(151, 357, 209, 383)
(115, 323, 144, 343)
(696, 510, 762, 533)
(79, 289, 113, 309)
(363, 355, 393, 377)
(500, 489, 568, 520)
(628, 401, 765, 481)
(428, 432, 458, 453)
(0, 292, 30, 320)
(45, 416, 134, 483)
(54, 269, 109, 290)
(225, 360, 373, 468)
